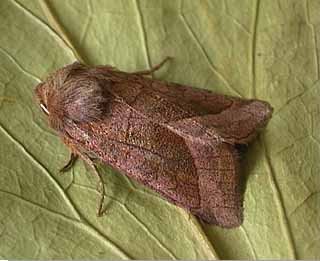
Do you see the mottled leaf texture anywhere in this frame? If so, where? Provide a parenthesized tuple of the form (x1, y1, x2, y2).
(0, 0, 319, 259)
(35, 62, 272, 228)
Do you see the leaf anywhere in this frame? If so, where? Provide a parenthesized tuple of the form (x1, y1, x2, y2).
(0, 0, 319, 259)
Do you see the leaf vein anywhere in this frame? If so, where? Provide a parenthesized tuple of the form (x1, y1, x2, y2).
(134, 0, 152, 74)
(179, 0, 242, 97)
(260, 136, 297, 259)
(0, 123, 81, 220)
(0, 189, 131, 259)
(10, 0, 75, 62)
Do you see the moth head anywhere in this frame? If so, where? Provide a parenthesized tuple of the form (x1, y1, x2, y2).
(35, 62, 107, 132)
(35, 81, 50, 116)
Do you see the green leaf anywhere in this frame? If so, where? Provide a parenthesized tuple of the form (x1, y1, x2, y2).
(0, 0, 319, 259)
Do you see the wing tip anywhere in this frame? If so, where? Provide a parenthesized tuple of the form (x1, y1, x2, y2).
(253, 99, 273, 126)
(195, 206, 244, 228)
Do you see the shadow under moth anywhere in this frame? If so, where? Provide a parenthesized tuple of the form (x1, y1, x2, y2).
(35, 58, 272, 228)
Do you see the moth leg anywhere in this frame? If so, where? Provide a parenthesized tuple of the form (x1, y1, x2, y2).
(91, 164, 106, 217)
(62, 136, 107, 216)
(133, 56, 172, 75)
(59, 153, 79, 173)
(77, 153, 106, 217)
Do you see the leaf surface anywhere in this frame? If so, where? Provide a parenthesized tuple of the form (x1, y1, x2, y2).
(0, 0, 319, 259)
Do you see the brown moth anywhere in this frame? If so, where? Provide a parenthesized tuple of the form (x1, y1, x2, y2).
(35, 58, 272, 228)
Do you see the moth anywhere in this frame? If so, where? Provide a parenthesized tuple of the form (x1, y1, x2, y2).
(35, 58, 272, 228)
